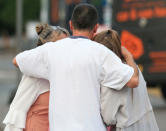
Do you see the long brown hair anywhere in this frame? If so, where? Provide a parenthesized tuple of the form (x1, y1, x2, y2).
(93, 29, 125, 61)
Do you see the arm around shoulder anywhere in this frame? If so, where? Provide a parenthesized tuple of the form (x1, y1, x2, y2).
(121, 47, 139, 88)
(12, 46, 49, 79)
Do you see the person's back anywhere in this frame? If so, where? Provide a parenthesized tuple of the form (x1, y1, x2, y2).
(46, 38, 109, 131)
(14, 4, 138, 131)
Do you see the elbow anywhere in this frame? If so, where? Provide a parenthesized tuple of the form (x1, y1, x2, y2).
(12, 57, 16, 65)
(132, 77, 139, 88)
(12, 57, 18, 67)
(126, 76, 139, 88)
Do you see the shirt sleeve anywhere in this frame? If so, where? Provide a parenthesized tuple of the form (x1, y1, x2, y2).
(16, 44, 49, 80)
(101, 50, 134, 90)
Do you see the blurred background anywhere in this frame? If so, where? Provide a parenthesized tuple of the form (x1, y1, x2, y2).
(0, 0, 166, 130)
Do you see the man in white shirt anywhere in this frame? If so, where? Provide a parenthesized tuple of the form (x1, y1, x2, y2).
(13, 3, 138, 131)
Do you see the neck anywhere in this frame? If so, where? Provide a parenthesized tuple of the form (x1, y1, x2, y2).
(72, 30, 93, 39)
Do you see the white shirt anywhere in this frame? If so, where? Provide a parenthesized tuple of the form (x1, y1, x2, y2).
(101, 69, 159, 131)
(16, 37, 134, 131)
(3, 75, 49, 131)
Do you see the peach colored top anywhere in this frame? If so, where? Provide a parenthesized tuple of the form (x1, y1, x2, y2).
(24, 91, 49, 131)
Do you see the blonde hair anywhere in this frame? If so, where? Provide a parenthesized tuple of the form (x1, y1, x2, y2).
(36, 24, 70, 46)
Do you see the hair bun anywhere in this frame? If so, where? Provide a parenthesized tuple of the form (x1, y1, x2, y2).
(36, 24, 54, 37)
(36, 24, 55, 45)
(36, 24, 45, 35)
(36, 24, 52, 35)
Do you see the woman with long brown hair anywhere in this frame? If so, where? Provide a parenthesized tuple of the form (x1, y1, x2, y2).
(94, 29, 159, 131)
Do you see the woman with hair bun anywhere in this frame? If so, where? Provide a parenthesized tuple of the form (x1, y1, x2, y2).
(3, 24, 69, 131)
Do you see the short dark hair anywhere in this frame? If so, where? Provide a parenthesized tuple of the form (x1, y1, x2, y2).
(71, 3, 98, 30)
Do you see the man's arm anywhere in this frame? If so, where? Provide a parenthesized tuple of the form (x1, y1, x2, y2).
(13, 46, 49, 80)
(12, 57, 18, 67)
(101, 47, 137, 90)
(121, 47, 139, 88)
